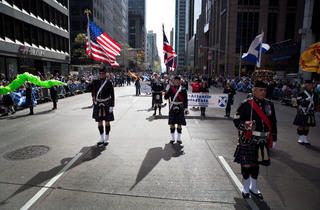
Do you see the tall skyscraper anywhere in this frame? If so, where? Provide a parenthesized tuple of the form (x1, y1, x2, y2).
(146, 30, 159, 71)
(0, 0, 70, 77)
(128, 0, 145, 50)
(175, 0, 187, 71)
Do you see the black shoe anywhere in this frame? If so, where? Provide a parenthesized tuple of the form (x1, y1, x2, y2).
(242, 192, 250, 199)
(29, 112, 34, 115)
(97, 142, 104, 147)
(103, 142, 109, 146)
(159, 112, 162, 116)
(153, 113, 156, 116)
(249, 190, 263, 200)
(177, 140, 182, 145)
(169, 140, 175, 144)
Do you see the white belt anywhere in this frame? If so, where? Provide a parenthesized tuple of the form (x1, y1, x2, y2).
(96, 96, 111, 102)
(171, 102, 183, 105)
(252, 131, 268, 137)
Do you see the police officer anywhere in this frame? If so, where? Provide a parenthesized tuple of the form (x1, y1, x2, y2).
(92, 68, 115, 147)
(293, 80, 319, 145)
(164, 76, 188, 144)
(233, 80, 277, 200)
(151, 74, 164, 116)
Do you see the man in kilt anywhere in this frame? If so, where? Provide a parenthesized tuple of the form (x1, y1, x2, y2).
(294, 80, 319, 145)
(164, 76, 188, 144)
(151, 74, 164, 116)
(233, 80, 277, 200)
(92, 68, 115, 147)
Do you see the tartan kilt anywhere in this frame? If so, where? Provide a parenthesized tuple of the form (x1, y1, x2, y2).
(92, 102, 114, 122)
(168, 104, 186, 126)
(234, 137, 270, 166)
(153, 93, 163, 104)
(293, 110, 316, 127)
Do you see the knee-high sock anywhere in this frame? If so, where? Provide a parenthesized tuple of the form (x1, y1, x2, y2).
(98, 126, 104, 142)
(105, 125, 111, 142)
(241, 167, 250, 193)
(250, 166, 260, 194)
(170, 127, 175, 140)
(177, 128, 182, 141)
(158, 107, 161, 114)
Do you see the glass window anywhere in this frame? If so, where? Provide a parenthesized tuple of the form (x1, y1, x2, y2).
(13, 0, 22, 10)
(14, 19, 23, 43)
(285, 13, 296, 39)
(0, 14, 4, 39)
(23, 23, 30, 44)
(236, 12, 259, 53)
(267, 13, 277, 44)
(269, 0, 278, 7)
(287, 0, 297, 7)
(4, 15, 14, 41)
(22, 0, 30, 13)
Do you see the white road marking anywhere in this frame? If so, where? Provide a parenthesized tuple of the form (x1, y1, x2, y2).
(217, 156, 259, 210)
(20, 152, 83, 210)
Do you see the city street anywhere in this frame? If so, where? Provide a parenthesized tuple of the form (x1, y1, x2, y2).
(0, 85, 319, 210)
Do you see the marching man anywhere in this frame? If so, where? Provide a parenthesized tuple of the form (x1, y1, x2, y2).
(293, 80, 319, 145)
(92, 68, 115, 147)
(164, 76, 188, 144)
(233, 80, 277, 200)
(151, 74, 164, 116)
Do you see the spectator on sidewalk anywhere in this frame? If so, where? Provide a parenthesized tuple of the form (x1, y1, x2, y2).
(199, 81, 209, 117)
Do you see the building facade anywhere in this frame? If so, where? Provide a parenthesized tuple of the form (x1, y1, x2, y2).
(128, 0, 145, 50)
(146, 30, 159, 72)
(195, 0, 310, 77)
(175, 0, 187, 71)
(0, 0, 70, 79)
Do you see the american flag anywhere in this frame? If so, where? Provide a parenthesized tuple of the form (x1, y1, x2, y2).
(86, 19, 121, 67)
(163, 25, 176, 71)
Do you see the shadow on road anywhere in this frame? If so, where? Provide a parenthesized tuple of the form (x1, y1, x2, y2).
(304, 144, 320, 153)
(233, 197, 250, 210)
(129, 143, 184, 191)
(81, 105, 93, 109)
(0, 109, 55, 120)
(264, 149, 320, 208)
(0, 145, 105, 206)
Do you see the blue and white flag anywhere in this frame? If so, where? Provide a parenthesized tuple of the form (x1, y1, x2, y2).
(242, 33, 270, 68)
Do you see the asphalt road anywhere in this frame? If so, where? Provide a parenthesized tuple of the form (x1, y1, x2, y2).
(0, 85, 319, 210)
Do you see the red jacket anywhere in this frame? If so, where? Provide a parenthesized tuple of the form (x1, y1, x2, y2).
(191, 82, 201, 92)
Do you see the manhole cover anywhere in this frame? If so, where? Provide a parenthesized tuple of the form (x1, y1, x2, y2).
(4, 145, 50, 160)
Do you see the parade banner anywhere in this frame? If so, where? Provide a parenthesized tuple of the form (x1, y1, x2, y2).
(188, 93, 228, 108)
(140, 81, 152, 94)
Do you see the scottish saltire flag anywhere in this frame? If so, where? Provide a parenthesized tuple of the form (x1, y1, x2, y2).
(10, 89, 37, 107)
(86, 19, 121, 67)
(242, 33, 270, 68)
(163, 25, 177, 71)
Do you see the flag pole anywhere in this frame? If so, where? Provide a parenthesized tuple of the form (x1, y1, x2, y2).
(84, 9, 93, 73)
(258, 28, 264, 70)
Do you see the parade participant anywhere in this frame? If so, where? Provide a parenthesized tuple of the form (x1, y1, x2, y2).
(223, 82, 236, 117)
(233, 80, 277, 200)
(151, 74, 164, 116)
(135, 78, 141, 96)
(50, 85, 58, 110)
(293, 80, 319, 145)
(25, 82, 34, 115)
(164, 76, 188, 144)
(199, 81, 209, 117)
(92, 68, 115, 147)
